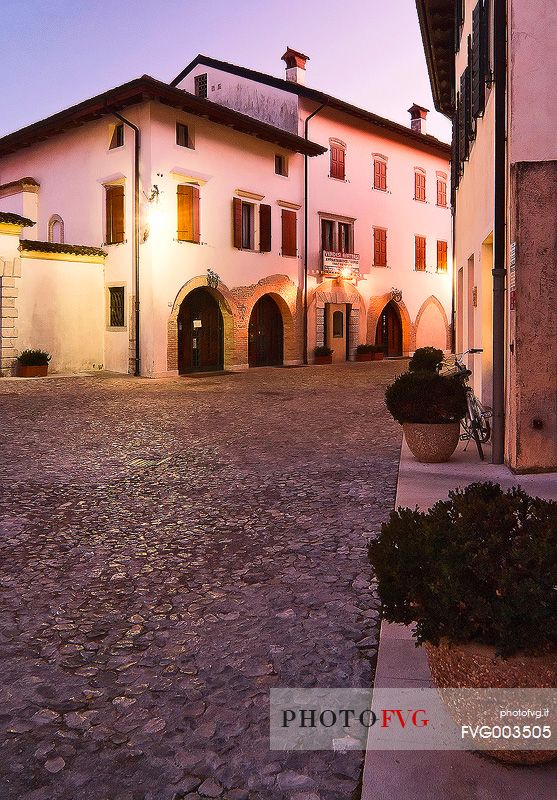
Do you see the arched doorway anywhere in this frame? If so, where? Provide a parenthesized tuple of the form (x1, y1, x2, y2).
(178, 288, 224, 372)
(248, 295, 284, 367)
(376, 301, 403, 357)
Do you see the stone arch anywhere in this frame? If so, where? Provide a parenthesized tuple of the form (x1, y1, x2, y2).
(367, 292, 413, 355)
(414, 295, 451, 351)
(308, 279, 366, 359)
(167, 275, 237, 372)
(48, 214, 64, 244)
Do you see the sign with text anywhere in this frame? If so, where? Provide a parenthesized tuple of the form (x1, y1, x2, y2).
(322, 251, 360, 279)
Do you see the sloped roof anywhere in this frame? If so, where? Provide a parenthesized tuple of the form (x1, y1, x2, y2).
(172, 54, 451, 157)
(415, 0, 455, 117)
(0, 75, 326, 158)
(0, 211, 35, 227)
(19, 239, 107, 257)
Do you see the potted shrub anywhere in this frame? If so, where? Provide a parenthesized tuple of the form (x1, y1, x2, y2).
(16, 349, 51, 377)
(314, 345, 333, 365)
(370, 344, 385, 361)
(369, 482, 557, 764)
(385, 370, 467, 462)
(409, 346, 444, 372)
(355, 344, 374, 362)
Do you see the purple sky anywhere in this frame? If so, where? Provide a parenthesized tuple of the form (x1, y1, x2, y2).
(1, 0, 451, 141)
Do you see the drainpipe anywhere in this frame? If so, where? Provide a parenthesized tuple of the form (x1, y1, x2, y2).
(451, 172, 457, 353)
(303, 103, 327, 364)
(112, 111, 141, 377)
(491, 0, 507, 463)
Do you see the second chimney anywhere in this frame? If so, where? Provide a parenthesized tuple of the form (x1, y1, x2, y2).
(282, 47, 309, 85)
(408, 103, 429, 135)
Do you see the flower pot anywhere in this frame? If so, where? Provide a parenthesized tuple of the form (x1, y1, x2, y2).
(314, 355, 332, 365)
(355, 353, 373, 362)
(372, 352, 384, 361)
(403, 421, 460, 463)
(426, 639, 557, 764)
(16, 364, 48, 377)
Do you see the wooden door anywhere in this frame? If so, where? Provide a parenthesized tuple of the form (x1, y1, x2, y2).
(326, 303, 348, 363)
(178, 288, 223, 372)
(377, 302, 402, 357)
(248, 295, 283, 367)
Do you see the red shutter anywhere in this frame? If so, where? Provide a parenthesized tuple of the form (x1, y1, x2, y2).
(259, 204, 271, 252)
(374, 159, 386, 190)
(415, 171, 426, 201)
(437, 179, 447, 206)
(437, 240, 447, 271)
(106, 185, 124, 244)
(330, 145, 345, 180)
(281, 210, 297, 257)
(233, 197, 242, 248)
(374, 228, 386, 266)
(415, 236, 426, 270)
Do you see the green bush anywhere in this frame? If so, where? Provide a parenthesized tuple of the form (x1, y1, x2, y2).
(369, 482, 557, 657)
(409, 346, 444, 373)
(356, 344, 374, 354)
(17, 349, 51, 366)
(385, 370, 467, 424)
(314, 345, 333, 356)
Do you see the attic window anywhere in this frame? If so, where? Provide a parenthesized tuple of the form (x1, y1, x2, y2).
(176, 122, 193, 148)
(109, 124, 124, 150)
(194, 73, 208, 99)
(275, 154, 288, 177)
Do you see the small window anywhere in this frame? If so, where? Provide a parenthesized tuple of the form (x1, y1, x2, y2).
(414, 169, 426, 201)
(321, 219, 335, 252)
(194, 73, 208, 98)
(373, 157, 387, 191)
(437, 177, 447, 207)
(241, 202, 254, 250)
(275, 154, 288, 177)
(373, 227, 387, 267)
(330, 143, 346, 180)
(48, 214, 64, 244)
(109, 124, 124, 150)
(437, 240, 448, 272)
(108, 286, 125, 328)
(105, 184, 125, 244)
(176, 122, 193, 148)
(332, 310, 343, 338)
(415, 235, 427, 271)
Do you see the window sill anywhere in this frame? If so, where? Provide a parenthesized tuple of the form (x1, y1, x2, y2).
(436, 203, 448, 209)
(280, 252, 298, 258)
(103, 240, 127, 246)
(275, 172, 289, 179)
(174, 238, 200, 244)
(106, 326, 127, 332)
(372, 186, 389, 193)
(413, 198, 427, 203)
(372, 264, 389, 268)
(328, 175, 348, 182)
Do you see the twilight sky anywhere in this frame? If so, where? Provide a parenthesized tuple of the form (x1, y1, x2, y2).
(1, 0, 451, 141)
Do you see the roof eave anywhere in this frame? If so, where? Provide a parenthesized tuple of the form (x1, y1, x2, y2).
(415, 0, 455, 118)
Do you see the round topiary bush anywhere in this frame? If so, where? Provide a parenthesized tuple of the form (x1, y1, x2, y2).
(369, 482, 557, 657)
(17, 349, 51, 366)
(409, 346, 444, 373)
(385, 370, 467, 424)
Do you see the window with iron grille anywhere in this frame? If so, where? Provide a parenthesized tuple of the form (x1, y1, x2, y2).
(109, 286, 125, 327)
(194, 73, 208, 98)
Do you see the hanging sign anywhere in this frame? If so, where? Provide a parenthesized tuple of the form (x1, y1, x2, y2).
(322, 251, 360, 278)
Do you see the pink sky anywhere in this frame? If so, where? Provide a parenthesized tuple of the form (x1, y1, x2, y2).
(1, 0, 450, 142)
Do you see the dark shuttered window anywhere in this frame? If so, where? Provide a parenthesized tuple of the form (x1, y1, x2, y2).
(330, 145, 345, 180)
(259, 204, 271, 252)
(374, 158, 387, 190)
(437, 178, 447, 207)
(472, 0, 489, 118)
(373, 227, 387, 267)
(281, 210, 297, 257)
(105, 185, 125, 244)
(177, 184, 200, 243)
(414, 170, 426, 201)
(415, 236, 426, 271)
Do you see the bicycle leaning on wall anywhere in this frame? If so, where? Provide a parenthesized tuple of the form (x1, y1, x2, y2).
(441, 349, 492, 460)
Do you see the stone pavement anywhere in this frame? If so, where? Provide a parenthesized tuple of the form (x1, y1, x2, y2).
(0, 362, 403, 800)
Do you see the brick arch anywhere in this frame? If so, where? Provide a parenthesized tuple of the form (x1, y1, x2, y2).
(414, 295, 451, 351)
(309, 279, 364, 310)
(236, 275, 301, 365)
(367, 293, 413, 356)
(167, 275, 237, 372)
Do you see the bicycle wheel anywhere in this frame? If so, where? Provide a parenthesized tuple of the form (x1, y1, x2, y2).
(471, 421, 484, 460)
(469, 396, 491, 443)
(466, 393, 484, 460)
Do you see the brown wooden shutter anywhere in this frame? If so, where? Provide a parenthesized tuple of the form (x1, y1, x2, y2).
(192, 186, 200, 243)
(374, 159, 386, 190)
(177, 184, 194, 241)
(232, 197, 242, 248)
(374, 228, 386, 266)
(331, 145, 345, 180)
(259, 204, 271, 252)
(415, 172, 426, 201)
(106, 185, 124, 244)
(281, 210, 297, 257)
(437, 241, 448, 271)
(415, 236, 426, 270)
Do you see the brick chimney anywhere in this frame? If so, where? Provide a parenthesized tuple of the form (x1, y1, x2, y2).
(282, 47, 309, 85)
(408, 103, 429, 134)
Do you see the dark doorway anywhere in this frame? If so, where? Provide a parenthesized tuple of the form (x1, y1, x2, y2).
(376, 301, 403, 357)
(178, 288, 224, 372)
(248, 295, 284, 367)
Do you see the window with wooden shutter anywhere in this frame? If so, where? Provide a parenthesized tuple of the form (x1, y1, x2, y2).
(414, 170, 426, 201)
(455, 0, 464, 53)
(233, 197, 243, 248)
(373, 228, 387, 267)
(321, 219, 335, 252)
(415, 236, 426, 271)
(452, 112, 460, 194)
(437, 178, 447, 207)
(374, 158, 387, 191)
(281, 209, 297, 257)
(437, 241, 448, 272)
(177, 184, 200, 243)
(105, 185, 125, 244)
(472, 0, 489, 118)
(458, 76, 468, 163)
(330, 144, 345, 180)
(259, 204, 271, 252)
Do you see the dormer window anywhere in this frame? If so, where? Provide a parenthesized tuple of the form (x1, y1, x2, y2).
(194, 73, 208, 98)
(275, 154, 288, 177)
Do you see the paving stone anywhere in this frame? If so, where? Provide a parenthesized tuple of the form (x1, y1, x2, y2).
(0, 364, 403, 799)
(198, 778, 224, 797)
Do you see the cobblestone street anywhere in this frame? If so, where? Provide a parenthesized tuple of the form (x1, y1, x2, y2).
(0, 363, 403, 800)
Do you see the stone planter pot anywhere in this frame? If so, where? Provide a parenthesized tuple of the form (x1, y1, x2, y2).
(426, 639, 557, 765)
(16, 364, 48, 378)
(403, 421, 460, 463)
(314, 355, 332, 365)
(372, 352, 384, 361)
(355, 353, 373, 362)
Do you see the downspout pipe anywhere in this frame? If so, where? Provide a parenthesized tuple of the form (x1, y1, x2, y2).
(112, 111, 141, 377)
(303, 103, 327, 364)
(492, 0, 507, 463)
